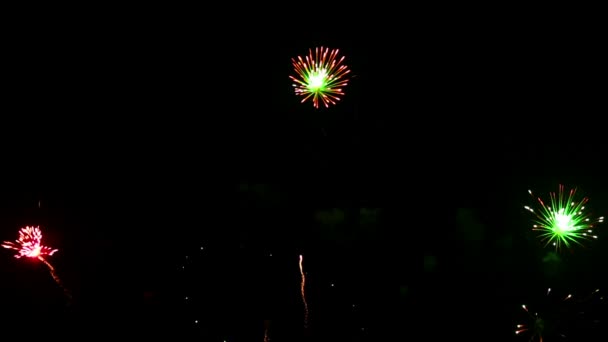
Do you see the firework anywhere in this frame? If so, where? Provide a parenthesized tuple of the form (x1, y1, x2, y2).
(290, 47, 351, 108)
(299, 254, 309, 328)
(2, 226, 57, 258)
(524, 185, 604, 250)
(2, 226, 71, 301)
(516, 288, 571, 341)
(515, 288, 602, 341)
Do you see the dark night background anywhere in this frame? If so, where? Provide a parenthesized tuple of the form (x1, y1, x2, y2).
(1, 9, 606, 341)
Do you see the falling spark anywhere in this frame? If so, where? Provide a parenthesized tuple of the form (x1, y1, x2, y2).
(299, 254, 309, 328)
(2, 226, 72, 301)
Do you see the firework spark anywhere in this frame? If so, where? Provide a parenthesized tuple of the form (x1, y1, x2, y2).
(524, 185, 604, 250)
(290, 46, 351, 109)
(2, 226, 71, 301)
(299, 254, 309, 328)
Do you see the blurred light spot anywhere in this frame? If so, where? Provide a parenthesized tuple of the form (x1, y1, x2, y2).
(424, 255, 437, 272)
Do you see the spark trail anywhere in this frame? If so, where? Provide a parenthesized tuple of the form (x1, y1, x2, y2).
(39, 256, 72, 301)
(299, 254, 309, 328)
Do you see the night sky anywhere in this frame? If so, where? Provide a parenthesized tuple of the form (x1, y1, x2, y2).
(2, 11, 607, 341)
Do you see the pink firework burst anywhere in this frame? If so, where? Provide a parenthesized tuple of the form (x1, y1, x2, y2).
(2, 226, 57, 259)
(2, 226, 71, 301)
(290, 46, 351, 109)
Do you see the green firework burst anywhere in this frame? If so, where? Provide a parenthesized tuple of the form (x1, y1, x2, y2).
(289, 47, 351, 109)
(524, 185, 604, 250)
